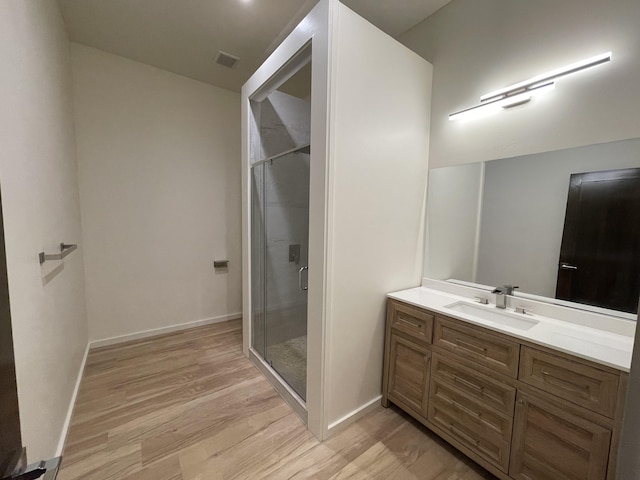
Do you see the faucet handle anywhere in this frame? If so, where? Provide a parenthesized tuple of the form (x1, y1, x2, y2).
(474, 296, 489, 305)
(503, 285, 519, 295)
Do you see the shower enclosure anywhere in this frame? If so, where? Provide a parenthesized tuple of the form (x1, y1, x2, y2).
(249, 60, 311, 403)
(243, 0, 431, 439)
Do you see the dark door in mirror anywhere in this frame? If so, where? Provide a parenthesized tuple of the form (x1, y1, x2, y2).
(556, 167, 640, 313)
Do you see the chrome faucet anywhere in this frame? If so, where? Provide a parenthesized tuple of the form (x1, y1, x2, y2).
(492, 284, 519, 309)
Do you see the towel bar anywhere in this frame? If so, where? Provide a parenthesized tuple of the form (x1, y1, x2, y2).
(39, 243, 77, 264)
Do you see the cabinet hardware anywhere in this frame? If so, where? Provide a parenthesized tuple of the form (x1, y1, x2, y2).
(455, 338, 488, 354)
(397, 314, 422, 329)
(449, 423, 480, 447)
(453, 375, 484, 392)
(450, 399, 482, 419)
(541, 368, 590, 392)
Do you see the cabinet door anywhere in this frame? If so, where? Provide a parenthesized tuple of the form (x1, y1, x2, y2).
(387, 334, 431, 418)
(510, 392, 611, 480)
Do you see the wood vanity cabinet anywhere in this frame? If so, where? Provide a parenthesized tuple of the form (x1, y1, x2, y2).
(382, 299, 628, 480)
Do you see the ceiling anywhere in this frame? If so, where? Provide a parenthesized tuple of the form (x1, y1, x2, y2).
(57, 0, 452, 93)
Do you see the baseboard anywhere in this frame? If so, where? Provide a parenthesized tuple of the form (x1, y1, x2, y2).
(56, 342, 90, 456)
(90, 312, 242, 348)
(326, 395, 383, 438)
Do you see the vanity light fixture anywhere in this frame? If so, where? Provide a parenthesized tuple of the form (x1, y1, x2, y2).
(449, 51, 612, 121)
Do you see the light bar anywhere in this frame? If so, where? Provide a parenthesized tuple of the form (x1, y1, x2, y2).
(449, 82, 555, 122)
(449, 52, 612, 122)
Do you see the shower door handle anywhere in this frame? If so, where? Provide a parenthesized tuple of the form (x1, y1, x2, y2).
(298, 266, 309, 291)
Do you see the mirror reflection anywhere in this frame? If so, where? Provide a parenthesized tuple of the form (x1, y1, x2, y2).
(425, 137, 640, 317)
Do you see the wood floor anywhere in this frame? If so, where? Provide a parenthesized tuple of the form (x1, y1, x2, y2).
(58, 319, 496, 480)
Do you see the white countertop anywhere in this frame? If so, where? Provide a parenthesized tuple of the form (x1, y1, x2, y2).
(388, 286, 635, 372)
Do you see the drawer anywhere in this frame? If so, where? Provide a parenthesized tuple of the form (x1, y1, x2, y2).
(388, 300, 434, 344)
(429, 378, 512, 472)
(519, 347, 620, 418)
(431, 353, 516, 416)
(433, 317, 519, 378)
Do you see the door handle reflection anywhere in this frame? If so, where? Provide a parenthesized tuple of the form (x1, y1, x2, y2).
(559, 262, 578, 270)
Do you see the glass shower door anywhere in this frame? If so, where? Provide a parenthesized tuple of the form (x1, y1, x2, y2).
(251, 150, 310, 401)
(265, 151, 309, 400)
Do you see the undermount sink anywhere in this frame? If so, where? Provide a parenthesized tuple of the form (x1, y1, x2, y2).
(444, 301, 539, 331)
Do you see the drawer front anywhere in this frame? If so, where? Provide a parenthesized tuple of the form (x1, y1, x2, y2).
(389, 300, 434, 344)
(429, 378, 512, 472)
(433, 317, 520, 378)
(431, 353, 516, 416)
(519, 347, 620, 418)
(387, 334, 431, 418)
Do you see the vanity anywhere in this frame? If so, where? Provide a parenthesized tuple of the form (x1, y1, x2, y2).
(381, 283, 633, 480)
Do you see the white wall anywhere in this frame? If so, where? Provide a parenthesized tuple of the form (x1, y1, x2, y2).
(425, 162, 483, 282)
(400, 0, 640, 168)
(0, 1, 88, 462)
(71, 44, 242, 342)
(326, 3, 432, 427)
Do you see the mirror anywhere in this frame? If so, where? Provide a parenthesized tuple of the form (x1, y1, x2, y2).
(425, 137, 640, 319)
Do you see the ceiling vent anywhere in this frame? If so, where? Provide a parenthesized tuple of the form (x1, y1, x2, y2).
(215, 51, 240, 69)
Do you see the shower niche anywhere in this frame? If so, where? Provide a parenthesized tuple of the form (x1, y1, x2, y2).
(242, 0, 433, 439)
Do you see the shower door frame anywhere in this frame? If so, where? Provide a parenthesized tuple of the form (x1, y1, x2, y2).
(241, 0, 333, 439)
